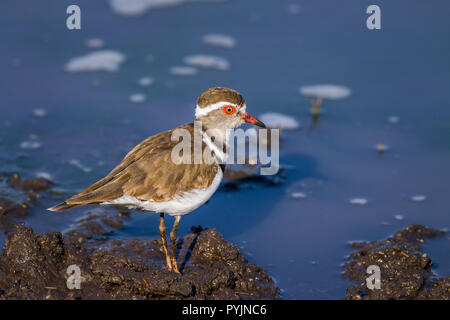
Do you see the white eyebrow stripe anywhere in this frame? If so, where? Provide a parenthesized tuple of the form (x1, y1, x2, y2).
(195, 101, 233, 118)
(195, 102, 246, 118)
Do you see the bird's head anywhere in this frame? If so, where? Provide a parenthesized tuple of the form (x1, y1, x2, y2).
(195, 87, 265, 131)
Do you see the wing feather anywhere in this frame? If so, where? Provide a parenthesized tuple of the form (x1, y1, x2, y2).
(50, 123, 219, 211)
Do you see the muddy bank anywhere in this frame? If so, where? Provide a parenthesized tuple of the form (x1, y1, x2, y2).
(343, 225, 450, 300)
(0, 222, 279, 299)
(0, 172, 279, 299)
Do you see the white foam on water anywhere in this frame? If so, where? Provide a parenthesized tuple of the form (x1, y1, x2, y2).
(109, 0, 225, 16)
(85, 38, 104, 49)
(138, 77, 154, 86)
(109, 0, 183, 16)
(20, 141, 42, 150)
(349, 198, 368, 205)
(36, 172, 54, 182)
(411, 195, 426, 202)
(394, 215, 405, 221)
(291, 192, 306, 200)
(65, 50, 126, 72)
(388, 116, 400, 124)
(129, 93, 146, 103)
(299, 84, 352, 100)
(33, 108, 47, 118)
(183, 54, 230, 70)
(69, 159, 92, 173)
(203, 34, 236, 49)
(259, 112, 300, 130)
(170, 66, 198, 76)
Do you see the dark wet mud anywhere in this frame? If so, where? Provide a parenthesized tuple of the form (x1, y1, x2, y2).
(0, 205, 279, 300)
(0, 173, 279, 300)
(343, 225, 450, 300)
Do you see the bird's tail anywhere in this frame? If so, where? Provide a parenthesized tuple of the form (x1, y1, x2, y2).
(47, 202, 81, 212)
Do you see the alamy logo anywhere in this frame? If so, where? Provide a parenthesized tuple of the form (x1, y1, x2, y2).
(366, 5, 381, 30)
(366, 265, 381, 290)
(66, 5, 81, 30)
(66, 264, 84, 289)
(170, 121, 280, 176)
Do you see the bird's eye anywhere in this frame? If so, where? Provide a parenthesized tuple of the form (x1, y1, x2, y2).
(222, 105, 236, 115)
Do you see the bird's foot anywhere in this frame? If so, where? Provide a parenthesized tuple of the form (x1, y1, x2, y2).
(165, 255, 173, 272)
(171, 258, 180, 274)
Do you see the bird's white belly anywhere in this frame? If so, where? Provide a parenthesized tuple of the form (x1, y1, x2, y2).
(102, 168, 223, 216)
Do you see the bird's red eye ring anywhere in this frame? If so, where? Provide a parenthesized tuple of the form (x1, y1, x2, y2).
(222, 105, 236, 115)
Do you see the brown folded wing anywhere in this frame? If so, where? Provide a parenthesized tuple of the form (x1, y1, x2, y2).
(49, 123, 218, 211)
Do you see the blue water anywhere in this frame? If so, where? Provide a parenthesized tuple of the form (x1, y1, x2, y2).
(1, 0, 449, 299)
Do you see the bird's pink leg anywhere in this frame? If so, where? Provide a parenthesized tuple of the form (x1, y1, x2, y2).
(159, 213, 173, 272)
(169, 216, 181, 274)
